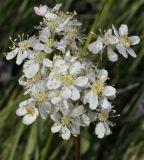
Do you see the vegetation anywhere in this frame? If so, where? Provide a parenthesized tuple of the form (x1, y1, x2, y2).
(0, 0, 144, 159)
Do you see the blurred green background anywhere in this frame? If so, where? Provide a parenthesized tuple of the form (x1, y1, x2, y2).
(0, 0, 144, 160)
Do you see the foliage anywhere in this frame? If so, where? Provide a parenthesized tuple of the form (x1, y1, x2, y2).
(0, 0, 144, 159)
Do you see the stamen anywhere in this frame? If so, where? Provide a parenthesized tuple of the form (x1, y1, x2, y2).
(61, 116, 71, 125)
(120, 36, 131, 47)
(36, 92, 46, 103)
(98, 111, 109, 121)
(61, 74, 73, 86)
(26, 106, 35, 115)
(91, 81, 104, 94)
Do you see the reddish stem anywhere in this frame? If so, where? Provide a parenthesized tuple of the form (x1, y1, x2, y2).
(74, 135, 80, 160)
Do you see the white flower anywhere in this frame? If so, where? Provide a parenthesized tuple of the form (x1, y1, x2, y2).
(95, 122, 111, 138)
(48, 90, 62, 105)
(47, 56, 89, 101)
(4, 3, 125, 140)
(34, 4, 62, 20)
(5, 36, 33, 65)
(88, 29, 119, 62)
(31, 81, 51, 119)
(16, 99, 38, 125)
(96, 69, 108, 82)
(95, 108, 112, 138)
(23, 50, 52, 79)
(112, 24, 140, 58)
(83, 68, 116, 110)
(30, 38, 52, 53)
(39, 27, 51, 42)
(34, 5, 48, 16)
(54, 35, 78, 53)
(51, 101, 85, 140)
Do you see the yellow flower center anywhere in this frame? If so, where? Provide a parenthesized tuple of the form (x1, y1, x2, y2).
(61, 74, 73, 86)
(103, 35, 109, 45)
(36, 52, 46, 62)
(36, 92, 46, 103)
(98, 111, 109, 121)
(19, 41, 29, 50)
(45, 39, 54, 47)
(61, 116, 71, 125)
(91, 81, 104, 94)
(46, 21, 57, 31)
(67, 27, 77, 36)
(55, 90, 61, 97)
(120, 36, 131, 47)
(34, 74, 41, 83)
(26, 107, 35, 115)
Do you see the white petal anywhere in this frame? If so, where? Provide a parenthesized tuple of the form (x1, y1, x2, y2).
(19, 100, 29, 107)
(47, 79, 61, 90)
(71, 87, 80, 101)
(89, 93, 98, 110)
(51, 97, 61, 104)
(16, 50, 27, 65)
(61, 126, 71, 140)
(31, 40, 42, 51)
(16, 51, 23, 65)
(39, 105, 48, 119)
(34, 5, 48, 16)
(23, 114, 37, 125)
(108, 35, 119, 45)
(100, 97, 111, 109)
(83, 92, 91, 104)
(51, 123, 62, 133)
(39, 27, 51, 42)
(104, 122, 111, 135)
(6, 48, 19, 60)
(16, 107, 27, 116)
(70, 123, 80, 135)
(48, 91, 57, 99)
(50, 113, 61, 121)
(69, 61, 82, 75)
(41, 44, 52, 53)
(126, 47, 137, 58)
(129, 36, 140, 45)
(95, 122, 105, 139)
(97, 69, 108, 82)
(105, 29, 112, 35)
(75, 76, 88, 87)
(116, 44, 128, 58)
(119, 24, 128, 36)
(70, 105, 84, 117)
(112, 25, 119, 37)
(61, 87, 71, 99)
(88, 111, 97, 122)
(43, 58, 52, 67)
(52, 3, 62, 11)
(45, 12, 57, 21)
(102, 86, 116, 97)
(107, 47, 118, 62)
(81, 114, 90, 126)
(23, 61, 39, 79)
(88, 38, 103, 54)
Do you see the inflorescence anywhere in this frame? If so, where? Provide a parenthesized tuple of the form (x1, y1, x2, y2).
(4, 4, 140, 140)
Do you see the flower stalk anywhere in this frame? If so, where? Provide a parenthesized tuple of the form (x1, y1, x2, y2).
(74, 135, 80, 160)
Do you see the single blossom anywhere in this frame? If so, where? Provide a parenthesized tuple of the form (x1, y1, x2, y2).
(88, 29, 119, 62)
(112, 24, 140, 58)
(16, 99, 38, 125)
(51, 101, 88, 140)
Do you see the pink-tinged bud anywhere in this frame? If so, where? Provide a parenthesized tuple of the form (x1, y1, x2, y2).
(34, 5, 48, 16)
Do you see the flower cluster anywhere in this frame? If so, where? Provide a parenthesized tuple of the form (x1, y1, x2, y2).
(88, 25, 140, 62)
(4, 4, 140, 140)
